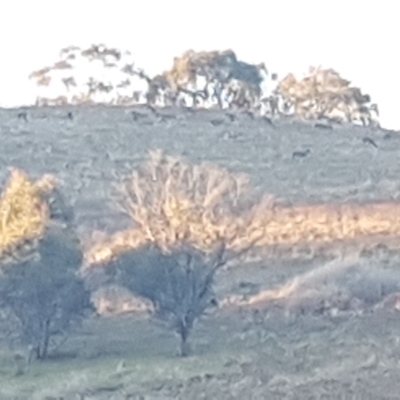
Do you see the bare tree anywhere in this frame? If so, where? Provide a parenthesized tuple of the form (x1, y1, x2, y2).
(90, 151, 272, 356)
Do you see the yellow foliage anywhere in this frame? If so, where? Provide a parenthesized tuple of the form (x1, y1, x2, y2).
(0, 169, 55, 265)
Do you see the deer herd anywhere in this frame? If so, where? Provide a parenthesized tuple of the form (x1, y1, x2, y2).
(29, 44, 379, 127)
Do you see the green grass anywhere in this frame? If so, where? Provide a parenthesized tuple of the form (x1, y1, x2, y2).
(0, 312, 251, 399)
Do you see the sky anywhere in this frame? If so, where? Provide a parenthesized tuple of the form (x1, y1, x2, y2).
(1, 0, 399, 129)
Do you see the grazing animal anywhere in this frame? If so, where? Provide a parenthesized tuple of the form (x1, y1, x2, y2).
(292, 149, 311, 159)
(131, 111, 148, 121)
(362, 137, 378, 148)
(225, 112, 236, 122)
(17, 112, 28, 122)
(262, 115, 274, 125)
(210, 118, 225, 126)
(314, 122, 333, 130)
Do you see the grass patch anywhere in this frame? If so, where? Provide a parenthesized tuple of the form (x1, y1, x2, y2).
(0, 314, 249, 399)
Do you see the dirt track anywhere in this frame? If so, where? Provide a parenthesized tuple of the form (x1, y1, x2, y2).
(2, 105, 400, 399)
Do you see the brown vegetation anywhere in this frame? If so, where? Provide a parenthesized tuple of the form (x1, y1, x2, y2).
(84, 152, 400, 270)
(85, 197, 400, 270)
(253, 200, 400, 246)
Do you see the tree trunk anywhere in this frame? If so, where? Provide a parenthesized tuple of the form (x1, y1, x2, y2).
(179, 324, 191, 357)
(180, 335, 191, 357)
(38, 319, 50, 359)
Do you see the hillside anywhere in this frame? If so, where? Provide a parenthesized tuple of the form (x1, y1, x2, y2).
(1, 105, 400, 399)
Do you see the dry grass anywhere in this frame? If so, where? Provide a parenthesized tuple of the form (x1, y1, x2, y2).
(0, 169, 58, 266)
(83, 228, 148, 267)
(84, 151, 400, 269)
(254, 201, 400, 246)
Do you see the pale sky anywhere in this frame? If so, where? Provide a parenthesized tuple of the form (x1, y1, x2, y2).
(1, 0, 399, 129)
